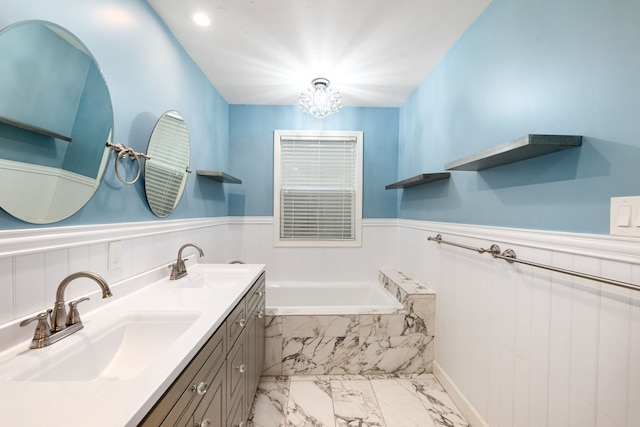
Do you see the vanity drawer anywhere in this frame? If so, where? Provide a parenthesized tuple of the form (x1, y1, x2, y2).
(180, 361, 226, 427)
(245, 273, 265, 316)
(140, 325, 226, 426)
(226, 386, 246, 427)
(226, 329, 246, 417)
(226, 299, 247, 347)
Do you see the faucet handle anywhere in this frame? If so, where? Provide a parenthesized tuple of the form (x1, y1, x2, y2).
(67, 297, 90, 326)
(19, 312, 51, 349)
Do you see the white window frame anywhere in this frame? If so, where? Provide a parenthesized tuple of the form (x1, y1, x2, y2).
(273, 130, 363, 247)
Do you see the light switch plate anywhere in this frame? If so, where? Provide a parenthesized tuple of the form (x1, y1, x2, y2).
(610, 196, 640, 237)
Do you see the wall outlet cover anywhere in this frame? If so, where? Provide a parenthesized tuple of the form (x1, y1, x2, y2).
(108, 240, 122, 270)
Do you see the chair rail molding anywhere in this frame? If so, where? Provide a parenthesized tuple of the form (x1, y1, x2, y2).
(398, 219, 640, 265)
(0, 217, 226, 258)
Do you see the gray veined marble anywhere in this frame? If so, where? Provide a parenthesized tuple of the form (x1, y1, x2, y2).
(249, 379, 289, 427)
(332, 379, 386, 427)
(282, 337, 360, 375)
(286, 378, 336, 426)
(412, 377, 470, 427)
(266, 315, 284, 337)
(360, 335, 434, 374)
(282, 315, 359, 337)
(248, 375, 470, 427)
(370, 378, 437, 427)
(264, 270, 436, 377)
(359, 314, 406, 336)
(379, 269, 436, 299)
(403, 298, 434, 336)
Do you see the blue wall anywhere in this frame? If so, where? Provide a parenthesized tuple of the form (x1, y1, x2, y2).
(0, 0, 229, 229)
(228, 105, 398, 218)
(0, 21, 89, 137)
(398, 0, 640, 234)
(5, 0, 636, 233)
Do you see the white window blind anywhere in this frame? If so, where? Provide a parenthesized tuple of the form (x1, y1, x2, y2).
(274, 130, 363, 247)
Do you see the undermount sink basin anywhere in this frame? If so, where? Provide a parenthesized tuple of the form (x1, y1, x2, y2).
(173, 264, 254, 288)
(7, 311, 201, 382)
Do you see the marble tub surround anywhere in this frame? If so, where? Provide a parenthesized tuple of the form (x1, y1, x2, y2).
(377, 269, 436, 339)
(265, 313, 434, 375)
(264, 270, 436, 376)
(248, 374, 470, 427)
(378, 269, 436, 304)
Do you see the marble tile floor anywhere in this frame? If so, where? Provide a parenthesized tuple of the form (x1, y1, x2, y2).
(248, 374, 470, 427)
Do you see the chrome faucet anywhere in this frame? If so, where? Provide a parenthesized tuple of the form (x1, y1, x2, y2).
(20, 271, 112, 349)
(170, 243, 204, 280)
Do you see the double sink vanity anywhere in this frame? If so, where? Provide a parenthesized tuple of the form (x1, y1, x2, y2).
(0, 259, 266, 426)
(0, 17, 265, 427)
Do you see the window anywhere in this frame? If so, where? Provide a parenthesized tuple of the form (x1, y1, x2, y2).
(273, 130, 363, 247)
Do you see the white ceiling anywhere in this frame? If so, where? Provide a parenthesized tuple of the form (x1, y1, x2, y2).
(147, 0, 490, 107)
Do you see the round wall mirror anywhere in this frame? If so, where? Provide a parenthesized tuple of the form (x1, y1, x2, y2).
(144, 110, 191, 217)
(0, 20, 113, 224)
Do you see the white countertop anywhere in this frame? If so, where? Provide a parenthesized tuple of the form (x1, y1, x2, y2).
(0, 263, 265, 426)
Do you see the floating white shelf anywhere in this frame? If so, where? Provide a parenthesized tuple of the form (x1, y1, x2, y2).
(444, 134, 582, 171)
(196, 170, 242, 184)
(385, 172, 450, 189)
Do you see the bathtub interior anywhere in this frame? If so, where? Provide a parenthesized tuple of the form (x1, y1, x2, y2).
(265, 281, 404, 315)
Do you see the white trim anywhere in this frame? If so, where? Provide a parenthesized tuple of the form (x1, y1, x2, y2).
(273, 130, 364, 248)
(227, 216, 274, 225)
(362, 218, 399, 228)
(0, 217, 226, 258)
(398, 219, 640, 265)
(433, 361, 490, 427)
(0, 158, 98, 186)
(3, 215, 636, 270)
(227, 216, 398, 228)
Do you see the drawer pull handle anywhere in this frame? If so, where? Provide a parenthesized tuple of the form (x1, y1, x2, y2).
(196, 420, 211, 427)
(236, 318, 246, 328)
(235, 422, 246, 427)
(235, 364, 247, 373)
(191, 381, 209, 395)
(256, 310, 264, 319)
(258, 291, 264, 297)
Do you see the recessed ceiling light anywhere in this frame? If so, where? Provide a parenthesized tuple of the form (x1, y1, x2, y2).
(192, 12, 210, 27)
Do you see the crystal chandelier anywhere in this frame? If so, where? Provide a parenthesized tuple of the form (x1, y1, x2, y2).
(299, 78, 342, 118)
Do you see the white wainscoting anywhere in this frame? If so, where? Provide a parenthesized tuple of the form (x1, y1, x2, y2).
(227, 217, 398, 283)
(396, 219, 640, 427)
(0, 218, 229, 328)
(0, 217, 397, 348)
(2, 216, 638, 427)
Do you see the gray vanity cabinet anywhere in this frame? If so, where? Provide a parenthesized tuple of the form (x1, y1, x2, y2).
(245, 279, 265, 415)
(140, 325, 226, 426)
(140, 272, 266, 427)
(226, 272, 265, 426)
(226, 327, 246, 421)
(184, 366, 226, 427)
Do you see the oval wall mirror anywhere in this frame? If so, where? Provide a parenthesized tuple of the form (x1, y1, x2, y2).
(0, 20, 113, 224)
(144, 110, 191, 217)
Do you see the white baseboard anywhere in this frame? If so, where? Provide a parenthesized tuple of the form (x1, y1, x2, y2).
(433, 361, 490, 427)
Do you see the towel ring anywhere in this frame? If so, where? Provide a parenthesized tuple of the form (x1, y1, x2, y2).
(106, 142, 150, 185)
